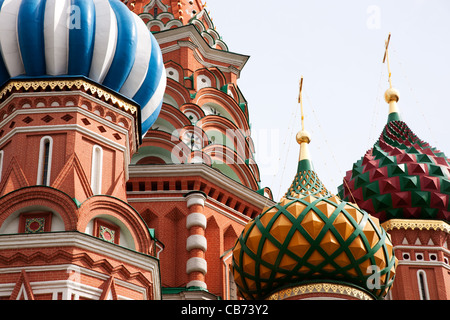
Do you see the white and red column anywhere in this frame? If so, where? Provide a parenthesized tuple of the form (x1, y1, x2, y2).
(184, 191, 207, 289)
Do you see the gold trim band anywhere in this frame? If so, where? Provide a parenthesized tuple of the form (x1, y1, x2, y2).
(382, 219, 450, 234)
(267, 282, 373, 300)
(0, 79, 138, 115)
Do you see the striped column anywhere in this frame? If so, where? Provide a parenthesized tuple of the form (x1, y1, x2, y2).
(184, 191, 207, 290)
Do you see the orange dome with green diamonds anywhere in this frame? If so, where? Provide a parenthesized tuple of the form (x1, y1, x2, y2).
(232, 131, 397, 300)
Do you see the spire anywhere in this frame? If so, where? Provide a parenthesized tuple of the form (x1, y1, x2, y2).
(383, 33, 401, 122)
(296, 76, 312, 171)
(284, 77, 330, 199)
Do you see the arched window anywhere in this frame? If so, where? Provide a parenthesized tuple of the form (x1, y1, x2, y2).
(37, 136, 53, 186)
(91, 145, 103, 195)
(417, 270, 430, 300)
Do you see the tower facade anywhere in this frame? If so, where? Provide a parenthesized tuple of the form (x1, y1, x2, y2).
(126, 0, 273, 299)
(338, 36, 450, 300)
(0, 0, 165, 300)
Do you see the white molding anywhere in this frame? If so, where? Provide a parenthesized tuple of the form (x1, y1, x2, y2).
(185, 192, 206, 207)
(36, 135, 53, 186)
(0, 150, 3, 183)
(91, 144, 103, 195)
(394, 244, 450, 256)
(154, 25, 248, 71)
(0, 232, 161, 299)
(397, 259, 450, 271)
(417, 270, 430, 300)
(186, 234, 207, 251)
(186, 257, 207, 274)
(186, 212, 207, 229)
(186, 280, 207, 290)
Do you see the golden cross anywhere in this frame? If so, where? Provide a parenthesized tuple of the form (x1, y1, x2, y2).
(383, 33, 392, 88)
(298, 76, 305, 131)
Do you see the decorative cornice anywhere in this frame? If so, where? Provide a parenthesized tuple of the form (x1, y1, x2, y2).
(267, 282, 374, 300)
(154, 25, 249, 70)
(128, 163, 275, 210)
(0, 232, 161, 299)
(0, 79, 138, 116)
(382, 219, 450, 234)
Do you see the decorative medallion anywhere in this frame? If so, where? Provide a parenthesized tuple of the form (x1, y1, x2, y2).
(99, 225, 116, 243)
(24, 217, 45, 234)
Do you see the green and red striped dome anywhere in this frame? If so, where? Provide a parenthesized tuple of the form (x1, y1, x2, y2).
(338, 94, 450, 222)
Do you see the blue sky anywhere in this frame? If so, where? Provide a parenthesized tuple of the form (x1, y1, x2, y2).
(207, 0, 450, 200)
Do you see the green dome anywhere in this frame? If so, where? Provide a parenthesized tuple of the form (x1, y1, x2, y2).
(232, 159, 397, 300)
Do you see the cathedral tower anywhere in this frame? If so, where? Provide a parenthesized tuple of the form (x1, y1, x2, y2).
(126, 0, 273, 299)
(338, 34, 450, 300)
(0, 0, 165, 300)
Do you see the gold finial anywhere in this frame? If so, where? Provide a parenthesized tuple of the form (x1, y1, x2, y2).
(296, 76, 311, 145)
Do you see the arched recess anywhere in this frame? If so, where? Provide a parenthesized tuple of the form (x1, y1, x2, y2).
(198, 115, 252, 161)
(194, 68, 217, 91)
(223, 224, 239, 253)
(0, 186, 79, 233)
(165, 79, 191, 108)
(203, 144, 259, 190)
(180, 103, 205, 124)
(134, 131, 190, 164)
(208, 68, 226, 89)
(194, 88, 249, 131)
(204, 216, 222, 294)
(164, 60, 184, 83)
(78, 196, 153, 254)
(153, 104, 191, 135)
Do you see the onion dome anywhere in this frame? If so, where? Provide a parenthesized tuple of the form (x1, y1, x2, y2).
(338, 85, 450, 222)
(232, 120, 397, 300)
(0, 0, 166, 138)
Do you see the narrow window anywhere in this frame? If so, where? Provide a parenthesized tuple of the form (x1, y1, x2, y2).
(0, 150, 4, 183)
(417, 270, 430, 300)
(37, 136, 53, 186)
(91, 145, 103, 195)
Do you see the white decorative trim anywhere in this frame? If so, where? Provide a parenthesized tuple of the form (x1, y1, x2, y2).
(0, 232, 161, 299)
(154, 25, 248, 72)
(186, 212, 207, 229)
(0, 150, 3, 183)
(186, 257, 207, 274)
(186, 234, 207, 251)
(36, 135, 53, 186)
(397, 259, 450, 271)
(186, 280, 207, 290)
(91, 144, 103, 195)
(417, 270, 430, 300)
(185, 192, 206, 208)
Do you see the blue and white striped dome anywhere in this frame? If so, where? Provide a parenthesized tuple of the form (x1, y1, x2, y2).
(0, 0, 166, 138)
